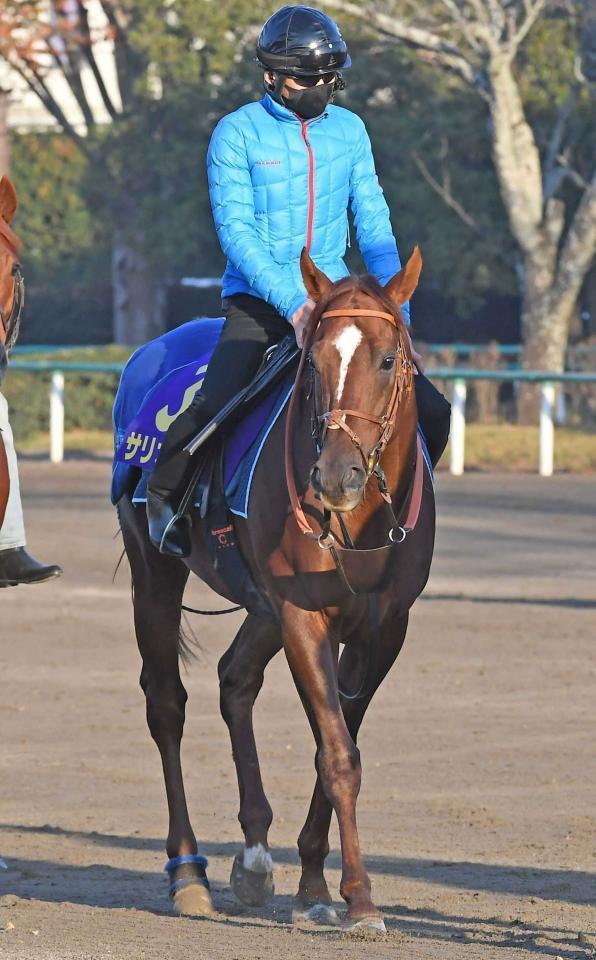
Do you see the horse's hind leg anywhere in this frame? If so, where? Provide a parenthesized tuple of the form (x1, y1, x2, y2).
(218, 615, 282, 906)
(119, 498, 213, 917)
(293, 612, 409, 930)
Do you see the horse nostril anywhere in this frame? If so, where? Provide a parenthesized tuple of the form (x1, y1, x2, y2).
(342, 466, 366, 492)
(310, 465, 322, 492)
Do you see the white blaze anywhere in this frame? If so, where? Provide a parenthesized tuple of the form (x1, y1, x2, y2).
(334, 325, 363, 403)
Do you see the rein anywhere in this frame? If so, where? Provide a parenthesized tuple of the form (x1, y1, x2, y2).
(285, 302, 422, 565)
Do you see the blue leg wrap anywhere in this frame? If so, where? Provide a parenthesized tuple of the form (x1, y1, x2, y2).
(165, 854, 209, 897)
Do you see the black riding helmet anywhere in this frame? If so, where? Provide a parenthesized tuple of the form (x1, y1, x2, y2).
(256, 5, 351, 76)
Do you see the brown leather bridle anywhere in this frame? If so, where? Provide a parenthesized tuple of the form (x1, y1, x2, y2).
(285, 301, 423, 545)
(312, 307, 412, 479)
(0, 217, 24, 352)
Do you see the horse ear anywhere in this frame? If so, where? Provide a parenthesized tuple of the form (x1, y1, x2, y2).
(384, 246, 422, 307)
(300, 248, 333, 301)
(0, 176, 17, 224)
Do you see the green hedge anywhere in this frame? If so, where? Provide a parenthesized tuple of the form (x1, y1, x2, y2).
(2, 346, 132, 441)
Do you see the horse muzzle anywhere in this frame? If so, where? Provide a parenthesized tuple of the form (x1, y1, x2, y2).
(310, 461, 367, 513)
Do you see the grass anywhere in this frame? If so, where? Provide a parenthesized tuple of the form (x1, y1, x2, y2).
(17, 429, 115, 455)
(12, 344, 134, 364)
(442, 423, 596, 472)
(16, 423, 596, 472)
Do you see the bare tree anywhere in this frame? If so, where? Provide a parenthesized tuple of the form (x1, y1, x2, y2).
(326, 0, 595, 418)
(0, 0, 165, 345)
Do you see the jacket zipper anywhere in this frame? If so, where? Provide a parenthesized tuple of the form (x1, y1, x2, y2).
(299, 118, 315, 252)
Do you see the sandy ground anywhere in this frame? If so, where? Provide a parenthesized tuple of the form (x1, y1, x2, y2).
(0, 459, 595, 960)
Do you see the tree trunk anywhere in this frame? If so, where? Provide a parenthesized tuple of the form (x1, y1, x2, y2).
(111, 232, 166, 345)
(518, 256, 574, 423)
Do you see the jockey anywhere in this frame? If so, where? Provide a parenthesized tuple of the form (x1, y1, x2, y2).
(147, 4, 450, 556)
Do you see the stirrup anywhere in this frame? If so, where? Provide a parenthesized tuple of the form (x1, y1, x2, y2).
(158, 511, 192, 558)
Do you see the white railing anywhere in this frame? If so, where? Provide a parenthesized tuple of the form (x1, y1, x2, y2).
(8, 362, 596, 475)
(433, 370, 596, 477)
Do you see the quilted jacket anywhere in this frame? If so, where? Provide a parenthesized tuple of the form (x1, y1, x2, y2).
(207, 93, 409, 323)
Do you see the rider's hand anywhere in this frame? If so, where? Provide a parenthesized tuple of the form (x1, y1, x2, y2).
(290, 299, 315, 348)
(407, 331, 424, 373)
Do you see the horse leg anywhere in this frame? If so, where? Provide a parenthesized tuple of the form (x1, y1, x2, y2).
(218, 614, 282, 906)
(119, 498, 213, 917)
(292, 610, 410, 930)
(281, 607, 383, 928)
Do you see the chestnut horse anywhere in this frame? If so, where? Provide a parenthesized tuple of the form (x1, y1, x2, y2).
(0, 176, 24, 529)
(117, 247, 435, 930)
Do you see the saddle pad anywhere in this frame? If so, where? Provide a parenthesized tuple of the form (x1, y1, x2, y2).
(111, 316, 433, 517)
(111, 316, 293, 515)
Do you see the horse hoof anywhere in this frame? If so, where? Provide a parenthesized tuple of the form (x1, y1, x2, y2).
(172, 882, 215, 918)
(230, 849, 274, 907)
(292, 902, 341, 926)
(344, 915, 387, 934)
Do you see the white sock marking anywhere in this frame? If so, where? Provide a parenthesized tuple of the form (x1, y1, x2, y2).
(243, 843, 274, 874)
(334, 325, 363, 404)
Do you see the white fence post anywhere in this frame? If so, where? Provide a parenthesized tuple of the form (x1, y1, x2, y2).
(450, 378, 467, 476)
(539, 381, 555, 477)
(50, 371, 64, 464)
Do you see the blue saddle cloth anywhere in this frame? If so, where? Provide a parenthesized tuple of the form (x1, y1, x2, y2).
(111, 317, 294, 518)
(112, 317, 434, 520)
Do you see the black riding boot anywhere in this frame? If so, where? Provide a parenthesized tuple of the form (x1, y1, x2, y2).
(414, 373, 451, 467)
(146, 394, 209, 557)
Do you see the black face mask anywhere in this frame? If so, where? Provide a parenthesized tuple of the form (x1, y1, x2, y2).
(270, 76, 335, 120)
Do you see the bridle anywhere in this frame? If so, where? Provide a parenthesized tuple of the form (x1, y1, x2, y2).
(0, 217, 24, 352)
(310, 308, 412, 479)
(285, 299, 424, 555)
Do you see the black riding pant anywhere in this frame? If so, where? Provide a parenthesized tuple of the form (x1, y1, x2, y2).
(149, 294, 451, 495)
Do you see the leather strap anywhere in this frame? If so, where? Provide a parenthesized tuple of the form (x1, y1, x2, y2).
(321, 308, 398, 326)
(402, 434, 424, 532)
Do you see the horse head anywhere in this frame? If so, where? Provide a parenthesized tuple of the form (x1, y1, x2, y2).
(299, 247, 422, 513)
(0, 175, 24, 359)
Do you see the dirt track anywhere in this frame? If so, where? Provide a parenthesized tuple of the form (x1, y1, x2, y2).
(1, 460, 595, 960)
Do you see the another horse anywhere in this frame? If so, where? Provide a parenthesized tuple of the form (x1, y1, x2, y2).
(0, 176, 24, 529)
(117, 247, 435, 930)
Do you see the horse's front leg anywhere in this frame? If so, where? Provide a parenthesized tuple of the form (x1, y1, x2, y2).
(120, 499, 213, 917)
(218, 614, 282, 905)
(294, 611, 410, 929)
(282, 606, 381, 928)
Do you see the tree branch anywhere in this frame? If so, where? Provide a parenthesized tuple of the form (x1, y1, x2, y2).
(324, 0, 481, 87)
(5, 56, 91, 156)
(543, 85, 580, 198)
(510, 0, 547, 52)
(77, 0, 119, 120)
(97, 0, 137, 108)
(412, 148, 479, 231)
(411, 147, 514, 269)
(552, 167, 596, 317)
(46, 34, 97, 130)
(437, 0, 483, 52)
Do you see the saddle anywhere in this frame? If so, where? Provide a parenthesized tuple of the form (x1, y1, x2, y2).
(167, 336, 297, 621)
(113, 324, 299, 621)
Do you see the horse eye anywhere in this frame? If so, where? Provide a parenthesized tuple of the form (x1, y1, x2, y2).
(380, 354, 395, 371)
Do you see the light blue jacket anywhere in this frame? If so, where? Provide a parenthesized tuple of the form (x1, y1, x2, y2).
(207, 93, 409, 324)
